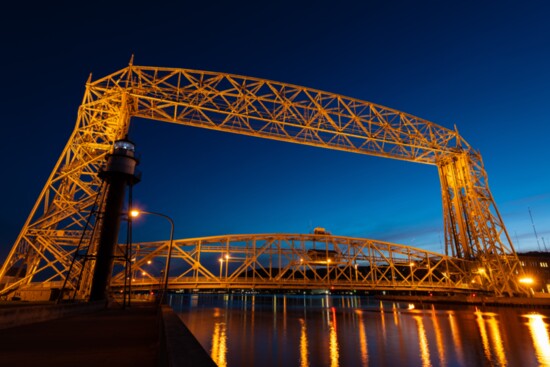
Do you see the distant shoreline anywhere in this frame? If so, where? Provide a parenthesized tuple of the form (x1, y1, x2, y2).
(376, 294, 550, 308)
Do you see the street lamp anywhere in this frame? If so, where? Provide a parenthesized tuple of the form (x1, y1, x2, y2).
(326, 258, 331, 282)
(225, 254, 229, 279)
(130, 209, 174, 304)
(409, 262, 416, 281)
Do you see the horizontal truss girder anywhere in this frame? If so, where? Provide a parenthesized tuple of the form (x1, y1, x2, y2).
(110, 234, 480, 294)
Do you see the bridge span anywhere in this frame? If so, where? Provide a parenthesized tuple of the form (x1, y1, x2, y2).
(106, 233, 492, 295)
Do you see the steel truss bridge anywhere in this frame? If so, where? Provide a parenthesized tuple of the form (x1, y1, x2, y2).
(113, 233, 494, 294)
(0, 60, 526, 300)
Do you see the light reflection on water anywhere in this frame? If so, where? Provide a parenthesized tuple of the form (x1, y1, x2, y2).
(211, 321, 227, 367)
(356, 310, 368, 366)
(524, 313, 550, 365)
(171, 294, 550, 367)
(430, 306, 446, 366)
(448, 311, 465, 366)
(474, 309, 507, 366)
(328, 307, 339, 367)
(299, 318, 309, 367)
(413, 315, 431, 367)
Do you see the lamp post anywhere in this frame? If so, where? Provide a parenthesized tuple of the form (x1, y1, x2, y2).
(225, 254, 229, 280)
(409, 262, 415, 282)
(130, 209, 174, 305)
(326, 258, 331, 283)
(219, 258, 224, 280)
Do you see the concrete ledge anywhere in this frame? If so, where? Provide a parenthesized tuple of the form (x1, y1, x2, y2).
(159, 305, 217, 367)
(0, 301, 106, 329)
(377, 295, 550, 308)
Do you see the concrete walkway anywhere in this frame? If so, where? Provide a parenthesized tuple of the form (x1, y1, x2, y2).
(0, 305, 159, 367)
(0, 302, 216, 367)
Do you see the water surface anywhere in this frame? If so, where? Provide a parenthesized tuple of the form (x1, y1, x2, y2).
(170, 293, 550, 367)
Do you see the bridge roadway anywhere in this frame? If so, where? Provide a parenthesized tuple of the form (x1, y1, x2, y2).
(0, 302, 216, 367)
(122, 277, 475, 295)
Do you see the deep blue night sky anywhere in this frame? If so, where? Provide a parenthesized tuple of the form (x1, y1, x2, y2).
(0, 1, 549, 260)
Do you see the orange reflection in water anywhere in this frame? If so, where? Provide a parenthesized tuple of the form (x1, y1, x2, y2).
(211, 322, 227, 367)
(474, 310, 506, 366)
(356, 310, 369, 366)
(487, 315, 506, 366)
(475, 310, 491, 361)
(392, 303, 400, 326)
(524, 313, 550, 365)
(329, 307, 340, 367)
(413, 315, 431, 367)
(447, 311, 465, 366)
(379, 301, 387, 341)
(299, 318, 309, 367)
(428, 306, 445, 366)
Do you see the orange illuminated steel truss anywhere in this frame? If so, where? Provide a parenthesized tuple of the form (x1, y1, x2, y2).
(0, 61, 525, 298)
(115, 233, 481, 293)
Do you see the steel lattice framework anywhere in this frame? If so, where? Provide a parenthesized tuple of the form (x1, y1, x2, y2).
(112, 233, 482, 294)
(0, 62, 525, 299)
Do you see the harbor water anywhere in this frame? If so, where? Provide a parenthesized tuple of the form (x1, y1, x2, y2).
(169, 293, 550, 367)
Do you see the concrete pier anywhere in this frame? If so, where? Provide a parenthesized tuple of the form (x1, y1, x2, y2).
(0, 302, 216, 367)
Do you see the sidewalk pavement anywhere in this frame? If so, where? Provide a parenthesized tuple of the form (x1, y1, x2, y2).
(0, 304, 159, 367)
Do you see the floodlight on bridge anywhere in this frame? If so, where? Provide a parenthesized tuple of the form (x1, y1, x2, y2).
(519, 277, 534, 285)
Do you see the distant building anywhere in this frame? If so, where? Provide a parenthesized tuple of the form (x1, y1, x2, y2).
(517, 251, 550, 293)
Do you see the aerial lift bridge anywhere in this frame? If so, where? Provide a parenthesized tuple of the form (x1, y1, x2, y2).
(0, 60, 525, 299)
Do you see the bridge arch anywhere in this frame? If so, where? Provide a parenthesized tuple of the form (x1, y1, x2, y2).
(0, 63, 524, 298)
